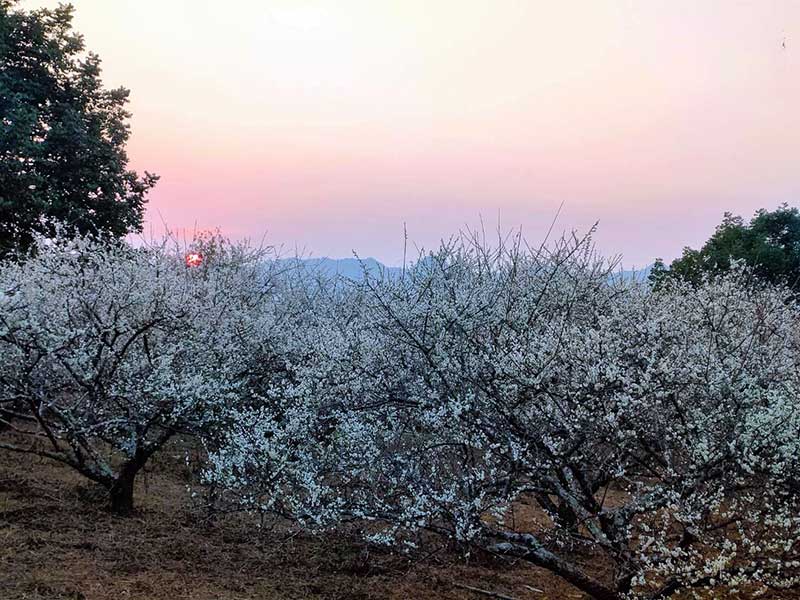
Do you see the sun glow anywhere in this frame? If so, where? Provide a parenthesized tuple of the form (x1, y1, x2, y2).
(18, 0, 800, 267)
(185, 253, 203, 268)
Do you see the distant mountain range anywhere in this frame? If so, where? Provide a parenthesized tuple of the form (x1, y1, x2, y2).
(278, 257, 654, 283)
(276, 257, 403, 280)
(613, 264, 654, 282)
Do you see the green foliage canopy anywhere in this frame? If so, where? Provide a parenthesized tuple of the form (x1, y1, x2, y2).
(0, 1, 157, 257)
(651, 204, 800, 289)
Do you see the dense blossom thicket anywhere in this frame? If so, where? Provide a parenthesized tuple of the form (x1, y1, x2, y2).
(0, 233, 281, 513)
(1, 232, 799, 599)
(206, 234, 800, 600)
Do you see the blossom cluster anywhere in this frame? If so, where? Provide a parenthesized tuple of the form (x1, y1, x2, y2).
(0, 232, 281, 512)
(1, 231, 799, 598)
(206, 234, 800, 599)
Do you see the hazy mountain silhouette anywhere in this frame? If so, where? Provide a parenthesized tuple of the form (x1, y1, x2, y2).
(613, 264, 654, 282)
(279, 257, 654, 283)
(276, 257, 403, 280)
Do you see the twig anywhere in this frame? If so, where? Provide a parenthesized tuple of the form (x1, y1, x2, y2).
(524, 584, 545, 594)
(451, 582, 521, 600)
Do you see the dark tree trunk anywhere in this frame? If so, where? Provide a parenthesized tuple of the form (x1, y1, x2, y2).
(105, 437, 172, 516)
(487, 532, 622, 600)
(109, 466, 138, 516)
(556, 501, 580, 531)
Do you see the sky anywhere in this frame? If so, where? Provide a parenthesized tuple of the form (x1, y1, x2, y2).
(19, 0, 800, 267)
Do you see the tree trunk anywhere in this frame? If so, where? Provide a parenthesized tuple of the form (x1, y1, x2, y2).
(109, 468, 137, 516)
(487, 532, 622, 600)
(106, 439, 170, 516)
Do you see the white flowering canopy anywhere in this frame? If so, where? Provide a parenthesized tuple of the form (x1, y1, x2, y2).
(1, 229, 798, 597)
(0, 233, 282, 513)
(206, 233, 800, 599)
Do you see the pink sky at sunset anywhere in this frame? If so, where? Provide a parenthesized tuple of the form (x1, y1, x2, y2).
(21, 0, 800, 267)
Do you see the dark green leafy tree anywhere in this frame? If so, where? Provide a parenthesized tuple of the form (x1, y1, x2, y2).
(646, 258, 668, 288)
(653, 204, 800, 290)
(0, 1, 157, 257)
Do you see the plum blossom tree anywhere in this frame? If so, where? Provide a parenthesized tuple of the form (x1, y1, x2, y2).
(206, 233, 800, 599)
(0, 232, 280, 514)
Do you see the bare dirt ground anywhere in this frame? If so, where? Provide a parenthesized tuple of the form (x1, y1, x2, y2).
(2, 447, 798, 600)
(0, 448, 582, 600)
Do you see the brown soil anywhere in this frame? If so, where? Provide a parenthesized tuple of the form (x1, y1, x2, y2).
(0, 448, 581, 600)
(2, 447, 798, 600)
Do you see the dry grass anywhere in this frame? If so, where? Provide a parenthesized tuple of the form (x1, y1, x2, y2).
(2, 447, 798, 600)
(0, 448, 579, 600)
